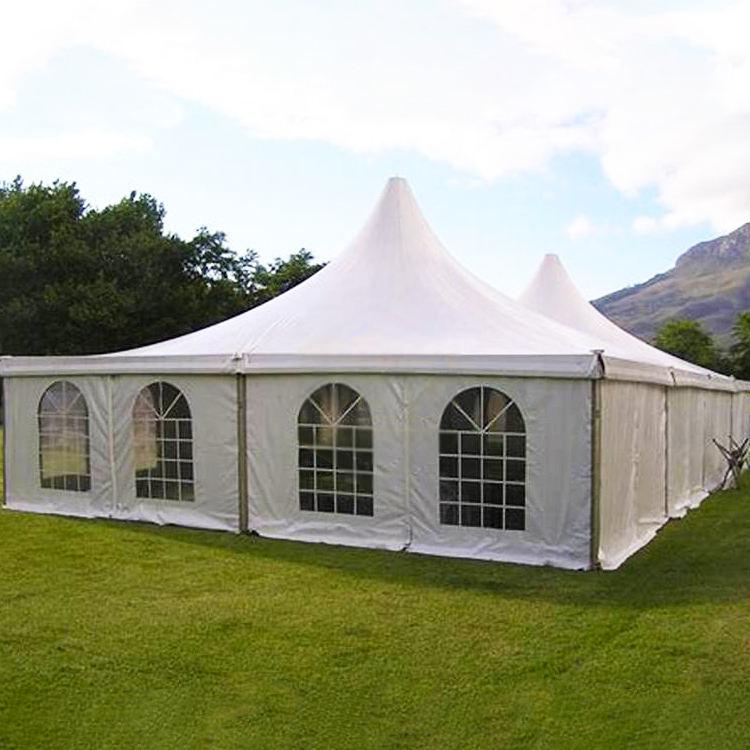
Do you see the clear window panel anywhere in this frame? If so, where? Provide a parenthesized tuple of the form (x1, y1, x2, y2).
(438, 387, 526, 531)
(316, 426, 334, 447)
(506, 483, 526, 507)
(440, 503, 459, 525)
(354, 429, 373, 450)
(316, 471, 334, 492)
(337, 472, 355, 493)
(355, 452, 373, 472)
(317, 449, 334, 469)
(506, 435, 525, 458)
(439, 431, 458, 454)
(483, 482, 503, 505)
(335, 427, 354, 448)
(298, 384, 374, 516)
(336, 495, 355, 514)
(299, 492, 315, 511)
(439, 456, 458, 478)
(439, 479, 458, 502)
(298, 426, 314, 445)
(506, 460, 525, 482)
(133, 382, 194, 502)
(356, 496, 374, 517)
(460, 433, 481, 455)
(317, 493, 335, 513)
(483, 434, 504, 457)
(483, 506, 504, 529)
(484, 459, 503, 481)
(461, 481, 481, 503)
(461, 505, 482, 527)
(460, 457, 481, 479)
(356, 473, 373, 495)
(336, 450, 354, 470)
(38, 381, 91, 493)
(505, 507, 525, 531)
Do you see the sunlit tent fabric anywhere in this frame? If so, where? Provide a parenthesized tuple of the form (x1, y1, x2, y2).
(2, 178, 748, 571)
(519, 254, 750, 568)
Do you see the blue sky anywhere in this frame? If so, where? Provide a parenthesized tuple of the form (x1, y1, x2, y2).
(2, 0, 749, 298)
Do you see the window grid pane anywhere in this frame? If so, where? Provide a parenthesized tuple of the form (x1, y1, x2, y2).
(38, 381, 91, 493)
(438, 387, 526, 531)
(298, 384, 374, 517)
(134, 382, 194, 503)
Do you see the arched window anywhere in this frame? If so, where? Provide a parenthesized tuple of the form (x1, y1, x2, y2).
(439, 387, 526, 530)
(38, 381, 91, 492)
(298, 383, 373, 516)
(133, 382, 194, 502)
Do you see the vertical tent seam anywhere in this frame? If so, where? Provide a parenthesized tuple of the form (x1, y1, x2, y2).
(402, 376, 413, 551)
(107, 375, 118, 514)
(664, 384, 670, 518)
(589, 357, 603, 570)
(236, 373, 249, 534)
(1, 376, 8, 506)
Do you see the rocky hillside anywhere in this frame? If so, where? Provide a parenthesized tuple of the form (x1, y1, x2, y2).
(594, 222, 750, 343)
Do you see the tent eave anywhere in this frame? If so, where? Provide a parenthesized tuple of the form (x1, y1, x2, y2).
(0, 352, 602, 379)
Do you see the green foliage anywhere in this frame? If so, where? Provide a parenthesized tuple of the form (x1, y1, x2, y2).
(0, 178, 323, 355)
(729, 311, 750, 380)
(652, 319, 720, 370)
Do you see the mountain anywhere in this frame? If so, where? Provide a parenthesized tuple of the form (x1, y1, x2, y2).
(593, 222, 750, 344)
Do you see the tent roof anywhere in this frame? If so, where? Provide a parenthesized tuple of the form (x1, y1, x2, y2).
(518, 254, 736, 389)
(106, 178, 602, 369)
(0, 179, 741, 388)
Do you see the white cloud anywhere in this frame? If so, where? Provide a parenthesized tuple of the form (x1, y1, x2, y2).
(1, 0, 750, 231)
(632, 216, 659, 235)
(566, 214, 596, 240)
(0, 131, 153, 163)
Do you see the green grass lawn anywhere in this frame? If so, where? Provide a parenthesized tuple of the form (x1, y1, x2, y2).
(1, 425, 750, 749)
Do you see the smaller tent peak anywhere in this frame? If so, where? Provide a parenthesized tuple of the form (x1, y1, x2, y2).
(521, 253, 582, 306)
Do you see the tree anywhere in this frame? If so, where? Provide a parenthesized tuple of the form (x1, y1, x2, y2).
(0, 178, 323, 356)
(652, 319, 719, 370)
(730, 311, 750, 380)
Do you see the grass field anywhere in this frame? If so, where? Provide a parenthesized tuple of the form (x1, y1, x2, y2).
(1, 426, 750, 749)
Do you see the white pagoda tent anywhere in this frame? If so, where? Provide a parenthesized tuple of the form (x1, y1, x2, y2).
(2, 179, 746, 570)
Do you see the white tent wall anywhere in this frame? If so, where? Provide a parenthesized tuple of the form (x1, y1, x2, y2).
(732, 390, 750, 447)
(703, 390, 733, 492)
(406, 375, 592, 569)
(108, 374, 238, 532)
(597, 380, 667, 570)
(666, 388, 710, 517)
(2, 374, 239, 532)
(4, 376, 113, 519)
(245, 374, 410, 551)
(244, 373, 593, 570)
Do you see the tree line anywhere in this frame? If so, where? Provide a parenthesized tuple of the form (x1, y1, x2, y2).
(0, 177, 323, 357)
(652, 316, 750, 379)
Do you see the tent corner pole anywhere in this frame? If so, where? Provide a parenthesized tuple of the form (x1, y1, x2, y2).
(236, 374, 249, 534)
(664, 385, 670, 518)
(589, 378, 602, 570)
(1, 376, 7, 507)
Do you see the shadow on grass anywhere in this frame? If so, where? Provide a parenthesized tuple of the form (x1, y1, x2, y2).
(21, 477, 744, 611)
